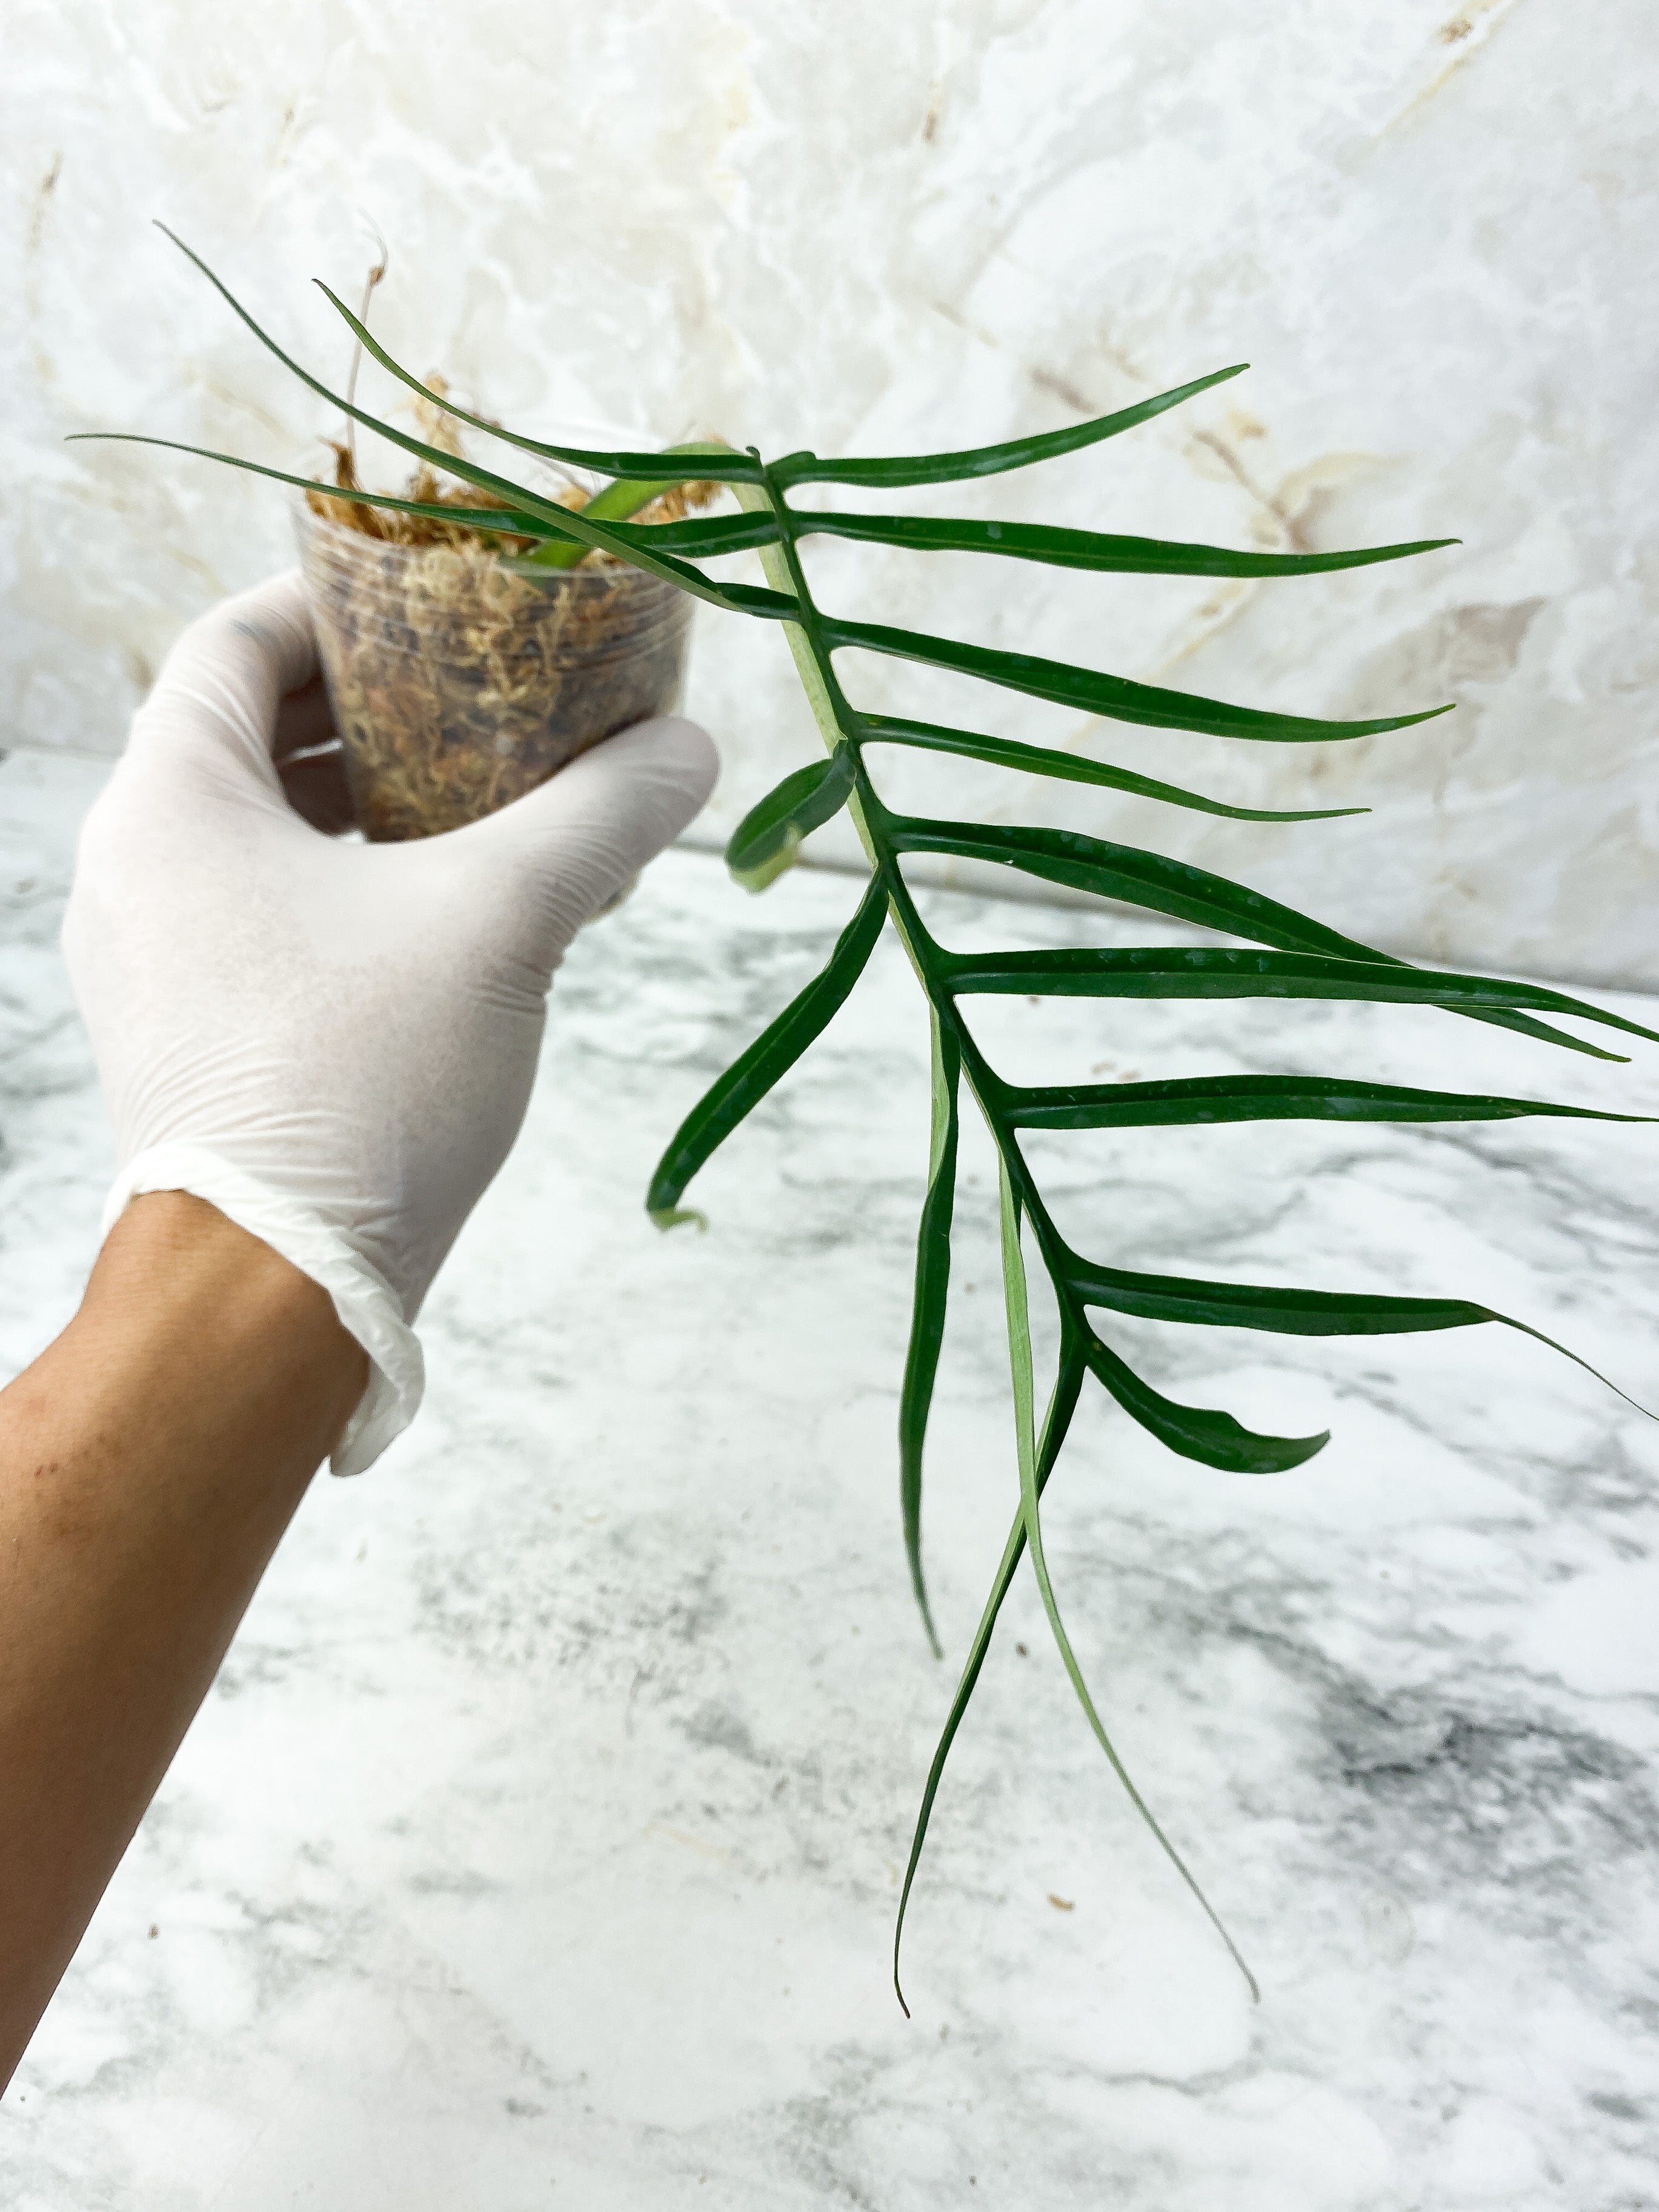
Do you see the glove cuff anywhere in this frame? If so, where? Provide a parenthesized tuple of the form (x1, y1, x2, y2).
(100, 1143, 424, 1477)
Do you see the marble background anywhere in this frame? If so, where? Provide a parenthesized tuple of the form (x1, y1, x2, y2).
(5, 1, 1658, 983)
(4, 751, 1658, 2208)
(5, 9, 1659, 2199)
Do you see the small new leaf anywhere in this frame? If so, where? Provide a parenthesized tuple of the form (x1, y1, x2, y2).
(725, 743, 858, 892)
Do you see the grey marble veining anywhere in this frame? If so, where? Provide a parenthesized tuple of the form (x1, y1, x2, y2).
(8, 0, 1659, 984)
(2, 747, 1658, 2210)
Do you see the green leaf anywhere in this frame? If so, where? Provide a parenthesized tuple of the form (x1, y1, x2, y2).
(1082, 1329, 1328, 1472)
(1003, 1071, 1658, 1132)
(1065, 1252, 1653, 1417)
(296, 254, 766, 483)
(859, 716, 1368, 823)
(774, 365, 1249, 488)
(65, 433, 587, 543)
(725, 743, 858, 892)
(883, 811, 1400, 954)
(866, 777, 1591, 1062)
(1067, 1257, 1489, 1337)
(76, 427, 797, 624)
(825, 614, 1450, 745)
(646, 873, 888, 1223)
(143, 231, 786, 616)
(524, 442, 743, 570)
(897, 1012, 961, 1658)
(881, 812, 1638, 1061)
(944, 946, 1657, 1058)
(598, 511, 782, 559)
(893, 1324, 1085, 2016)
(794, 509, 1457, 578)
(999, 1167, 1258, 2001)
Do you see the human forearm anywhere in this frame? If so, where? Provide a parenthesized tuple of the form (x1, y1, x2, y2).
(0, 1193, 366, 2088)
(4, 570, 714, 2091)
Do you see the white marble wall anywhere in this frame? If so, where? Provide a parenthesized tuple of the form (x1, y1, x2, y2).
(5, 1, 1657, 983)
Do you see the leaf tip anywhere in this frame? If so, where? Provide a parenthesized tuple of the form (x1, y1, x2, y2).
(728, 826, 802, 894)
(649, 1204, 708, 1234)
(1279, 1429, 1332, 1470)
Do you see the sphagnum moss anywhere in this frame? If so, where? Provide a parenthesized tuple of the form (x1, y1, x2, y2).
(289, 395, 719, 840)
(296, 497, 694, 841)
(74, 222, 1659, 2013)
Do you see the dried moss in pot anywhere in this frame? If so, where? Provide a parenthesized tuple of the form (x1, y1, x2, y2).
(294, 433, 714, 843)
(295, 498, 693, 842)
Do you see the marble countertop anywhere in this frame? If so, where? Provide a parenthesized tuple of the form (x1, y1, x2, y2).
(3, 747, 1657, 2211)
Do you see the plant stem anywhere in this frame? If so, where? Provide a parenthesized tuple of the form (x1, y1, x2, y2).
(737, 463, 1077, 1329)
(743, 463, 1255, 2004)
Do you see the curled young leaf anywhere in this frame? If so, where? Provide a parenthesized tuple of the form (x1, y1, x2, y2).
(725, 743, 858, 892)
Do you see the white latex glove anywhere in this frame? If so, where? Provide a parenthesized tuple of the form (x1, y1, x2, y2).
(62, 571, 717, 1475)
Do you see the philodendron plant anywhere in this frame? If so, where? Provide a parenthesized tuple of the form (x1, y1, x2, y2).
(81, 228, 1657, 2009)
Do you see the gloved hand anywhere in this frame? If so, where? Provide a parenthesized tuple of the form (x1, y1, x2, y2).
(62, 571, 717, 1474)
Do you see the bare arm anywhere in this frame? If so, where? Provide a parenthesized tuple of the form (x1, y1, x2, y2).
(2, 571, 713, 2094)
(0, 1193, 366, 2088)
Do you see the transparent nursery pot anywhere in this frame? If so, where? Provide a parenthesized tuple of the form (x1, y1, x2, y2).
(294, 498, 693, 842)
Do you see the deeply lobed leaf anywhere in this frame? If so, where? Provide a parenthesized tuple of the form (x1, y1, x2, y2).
(99, 237, 1658, 2016)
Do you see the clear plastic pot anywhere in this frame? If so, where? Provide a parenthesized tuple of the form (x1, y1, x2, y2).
(294, 498, 694, 842)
